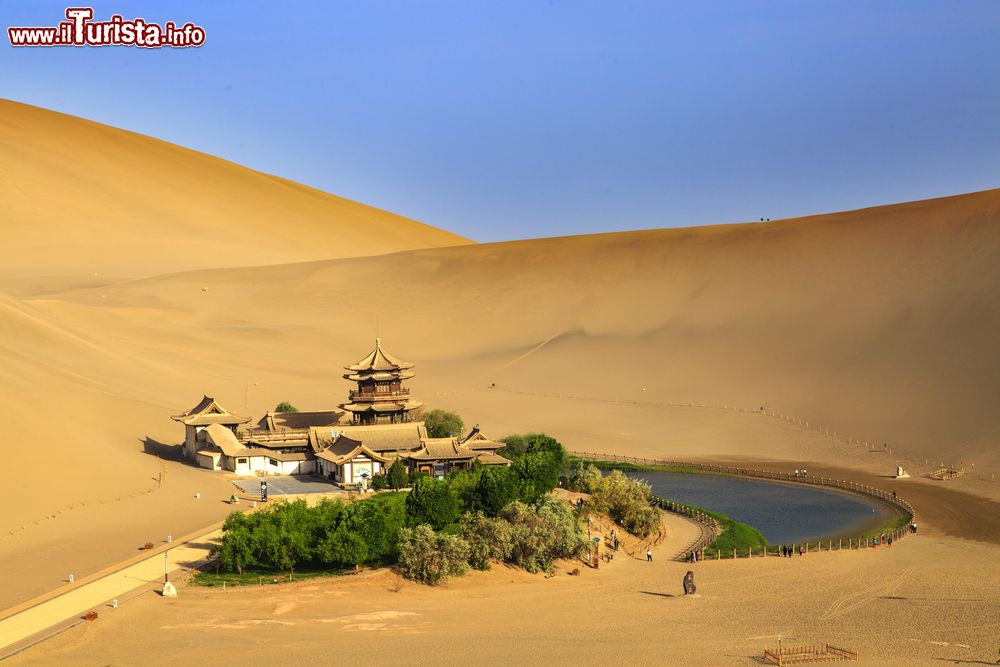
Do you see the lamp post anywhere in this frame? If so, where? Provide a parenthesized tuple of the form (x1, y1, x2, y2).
(161, 551, 177, 597)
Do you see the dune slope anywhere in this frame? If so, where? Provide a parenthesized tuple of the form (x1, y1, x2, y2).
(0, 99, 470, 282)
(46, 188, 1000, 468)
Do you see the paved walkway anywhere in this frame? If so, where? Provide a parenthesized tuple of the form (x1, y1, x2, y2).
(0, 527, 221, 660)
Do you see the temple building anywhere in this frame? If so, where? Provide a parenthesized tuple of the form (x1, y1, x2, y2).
(339, 338, 422, 425)
(173, 339, 510, 485)
(171, 396, 250, 460)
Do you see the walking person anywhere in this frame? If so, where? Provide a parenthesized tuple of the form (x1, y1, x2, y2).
(647, 548, 653, 562)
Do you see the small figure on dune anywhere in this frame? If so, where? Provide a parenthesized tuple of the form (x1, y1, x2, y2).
(683, 570, 696, 595)
(647, 548, 653, 562)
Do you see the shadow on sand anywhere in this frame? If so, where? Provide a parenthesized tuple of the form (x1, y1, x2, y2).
(142, 436, 183, 459)
(639, 590, 677, 598)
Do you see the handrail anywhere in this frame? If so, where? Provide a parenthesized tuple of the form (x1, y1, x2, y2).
(349, 388, 410, 401)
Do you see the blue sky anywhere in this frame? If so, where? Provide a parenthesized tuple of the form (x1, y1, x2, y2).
(2, 1, 999, 242)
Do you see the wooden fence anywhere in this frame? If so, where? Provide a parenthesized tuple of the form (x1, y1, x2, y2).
(763, 643, 859, 664)
(567, 451, 916, 561)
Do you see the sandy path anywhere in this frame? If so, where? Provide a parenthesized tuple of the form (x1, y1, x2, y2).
(0, 528, 219, 659)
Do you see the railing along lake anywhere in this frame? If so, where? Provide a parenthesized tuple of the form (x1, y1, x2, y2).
(568, 451, 916, 561)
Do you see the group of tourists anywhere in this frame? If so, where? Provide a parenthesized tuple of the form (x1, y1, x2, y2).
(794, 469, 808, 477)
(871, 533, 894, 548)
(779, 544, 803, 557)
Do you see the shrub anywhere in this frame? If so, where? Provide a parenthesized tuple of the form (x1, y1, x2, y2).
(591, 470, 659, 538)
(500, 497, 588, 573)
(370, 473, 388, 490)
(459, 511, 513, 570)
(566, 462, 603, 494)
(387, 458, 408, 491)
(274, 401, 298, 413)
(405, 476, 461, 530)
(424, 409, 465, 438)
(398, 525, 470, 585)
(408, 469, 428, 485)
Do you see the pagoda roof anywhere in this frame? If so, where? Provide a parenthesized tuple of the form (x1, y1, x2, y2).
(344, 370, 415, 382)
(172, 395, 250, 426)
(340, 399, 423, 413)
(345, 338, 415, 373)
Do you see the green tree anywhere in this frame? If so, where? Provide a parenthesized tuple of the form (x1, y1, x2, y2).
(213, 512, 259, 574)
(398, 525, 470, 585)
(274, 401, 299, 413)
(424, 409, 465, 438)
(475, 466, 516, 515)
(405, 476, 461, 530)
(445, 466, 483, 511)
(387, 458, 408, 491)
(500, 433, 567, 502)
(348, 496, 406, 564)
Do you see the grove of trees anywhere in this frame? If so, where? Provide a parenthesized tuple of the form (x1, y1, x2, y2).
(210, 432, 618, 585)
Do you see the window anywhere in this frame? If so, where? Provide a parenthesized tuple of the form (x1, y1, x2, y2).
(236, 458, 248, 465)
(269, 458, 278, 467)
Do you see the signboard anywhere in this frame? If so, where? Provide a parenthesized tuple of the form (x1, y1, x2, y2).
(260, 480, 268, 502)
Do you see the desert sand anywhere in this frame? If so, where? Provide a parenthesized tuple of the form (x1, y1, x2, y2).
(1, 103, 998, 664)
(0, 99, 470, 283)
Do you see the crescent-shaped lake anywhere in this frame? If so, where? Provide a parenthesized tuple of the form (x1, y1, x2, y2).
(626, 470, 895, 545)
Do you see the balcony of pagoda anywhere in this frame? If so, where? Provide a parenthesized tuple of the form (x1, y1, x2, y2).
(348, 387, 411, 402)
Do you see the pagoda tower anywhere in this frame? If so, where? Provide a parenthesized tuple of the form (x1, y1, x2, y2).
(340, 338, 423, 425)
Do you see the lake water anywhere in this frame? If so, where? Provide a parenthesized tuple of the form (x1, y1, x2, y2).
(626, 470, 893, 545)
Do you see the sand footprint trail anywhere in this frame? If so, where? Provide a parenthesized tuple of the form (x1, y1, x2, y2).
(818, 565, 917, 621)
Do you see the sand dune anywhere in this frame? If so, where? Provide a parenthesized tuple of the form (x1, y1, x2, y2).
(0, 99, 470, 284)
(1, 105, 999, 660)
(35, 188, 1000, 470)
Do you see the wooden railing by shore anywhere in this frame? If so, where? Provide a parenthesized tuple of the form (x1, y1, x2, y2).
(764, 643, 859, 664)
(567, 451, 916, 561)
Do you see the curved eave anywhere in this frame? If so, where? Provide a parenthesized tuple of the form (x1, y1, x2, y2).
(343, 371, 415, 382)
